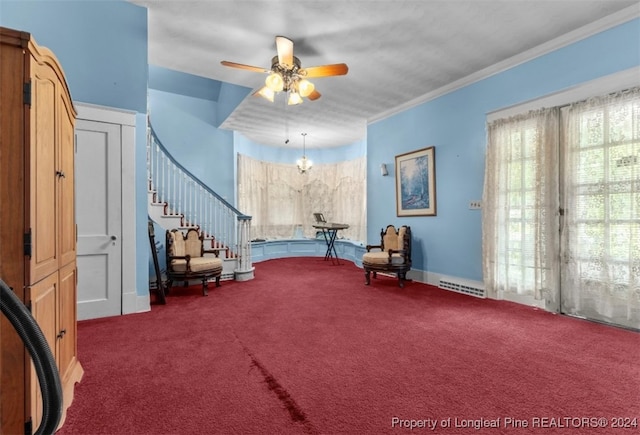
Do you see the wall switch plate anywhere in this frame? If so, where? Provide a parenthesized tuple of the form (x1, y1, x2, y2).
(469, 200, 482, 209)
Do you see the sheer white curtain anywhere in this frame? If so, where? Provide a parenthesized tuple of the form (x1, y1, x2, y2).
(560, 87, 640, 329)
(237, 154, 366, 242)
(483, 108, 560, 304)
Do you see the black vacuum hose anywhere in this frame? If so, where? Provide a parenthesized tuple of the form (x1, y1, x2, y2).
(0, 278, 62, 435)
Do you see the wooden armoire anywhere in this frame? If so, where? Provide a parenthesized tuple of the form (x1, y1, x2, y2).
(0, 27, 83, 434)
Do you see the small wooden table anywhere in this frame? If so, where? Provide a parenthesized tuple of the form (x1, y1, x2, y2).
(313, 223, 349, 264)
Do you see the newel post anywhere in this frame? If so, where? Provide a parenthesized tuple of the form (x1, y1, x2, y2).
(234, 215, 254, 281)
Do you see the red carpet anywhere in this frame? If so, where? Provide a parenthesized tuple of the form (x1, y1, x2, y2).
(58, 257, 640, 434)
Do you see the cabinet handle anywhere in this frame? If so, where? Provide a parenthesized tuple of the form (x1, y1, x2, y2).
(57, 329, 67, 339)
(56, 170, 65, 178)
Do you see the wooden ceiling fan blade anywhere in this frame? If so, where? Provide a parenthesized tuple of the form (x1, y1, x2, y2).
(276, 36, 294, 69)
(307, 89, 321, 101)
(302, 63, 349, 78)
(220, 60, 269, 73)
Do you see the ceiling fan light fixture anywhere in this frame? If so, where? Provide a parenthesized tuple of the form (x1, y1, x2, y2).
(221, 36, 348, 106)
(256, 86, 275, 102)
(298, 79, 315, 98)
(288, 92, 303, 106)
(265, 72, 284, 92)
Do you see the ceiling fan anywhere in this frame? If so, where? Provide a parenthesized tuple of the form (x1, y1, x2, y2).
(221, 36, 348, 105)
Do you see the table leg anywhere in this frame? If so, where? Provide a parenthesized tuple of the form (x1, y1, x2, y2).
(326, 229, 341, 265)
(315, 226, 346, 265)
(320, 229, 331, 260)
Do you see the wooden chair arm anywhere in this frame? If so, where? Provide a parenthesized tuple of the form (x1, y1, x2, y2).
(366, 244, 383, 252)
(169, 254, 191, 273)
(387, 249, 408, 262)
(168, 254, 192, 271)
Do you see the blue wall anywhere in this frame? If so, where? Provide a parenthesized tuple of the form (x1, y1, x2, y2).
(148, 91, 234, 203)
(0, 0, 150, 296)
(148, 66, 253, 203)
(367, 18, 640, 282)
(0, 0, 147, 113)
(234, 133, 366, 164)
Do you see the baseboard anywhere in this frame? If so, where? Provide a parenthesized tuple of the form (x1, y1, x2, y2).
(135, 293, 151, 314)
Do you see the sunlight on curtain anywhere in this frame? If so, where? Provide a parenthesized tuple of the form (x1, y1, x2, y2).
(237, 154, 366, 242)
(560, 87, 640, 329)
(483, 108, 560, 303)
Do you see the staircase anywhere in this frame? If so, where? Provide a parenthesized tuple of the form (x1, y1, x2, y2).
(147, 122, 254, 281)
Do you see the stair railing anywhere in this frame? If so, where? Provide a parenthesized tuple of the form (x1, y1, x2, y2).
(147, 121, 252, 276)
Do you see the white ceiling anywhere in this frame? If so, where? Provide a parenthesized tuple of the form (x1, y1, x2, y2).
(131, 0, 639, 149)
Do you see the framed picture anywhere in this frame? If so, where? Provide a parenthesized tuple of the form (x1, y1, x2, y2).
(395, 146, 437, 216)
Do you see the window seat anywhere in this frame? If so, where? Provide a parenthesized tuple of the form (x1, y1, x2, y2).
(251, 238, 366, 266)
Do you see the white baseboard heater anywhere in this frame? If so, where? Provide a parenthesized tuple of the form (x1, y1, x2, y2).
(438, 279, 486, 298)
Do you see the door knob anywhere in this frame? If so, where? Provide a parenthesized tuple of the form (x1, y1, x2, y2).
(111, 235, 117, 241)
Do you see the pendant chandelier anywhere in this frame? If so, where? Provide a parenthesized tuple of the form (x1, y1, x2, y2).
(296, 133, 313, 173)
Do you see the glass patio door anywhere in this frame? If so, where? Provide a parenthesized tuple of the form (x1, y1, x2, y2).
(559, 89, 640, 330)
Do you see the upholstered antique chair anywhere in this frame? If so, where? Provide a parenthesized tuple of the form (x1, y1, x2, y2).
(165, 228, 223, 295)
(363, 225, 412, 288)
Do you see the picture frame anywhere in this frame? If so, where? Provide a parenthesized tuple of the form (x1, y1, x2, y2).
(395, 146, 437, 216)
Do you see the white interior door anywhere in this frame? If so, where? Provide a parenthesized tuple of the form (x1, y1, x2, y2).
(75, 119, 122, 320)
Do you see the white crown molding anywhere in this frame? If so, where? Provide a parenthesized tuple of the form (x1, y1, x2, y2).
(368, 4, 640, 125)
(486, 67, 640, 122)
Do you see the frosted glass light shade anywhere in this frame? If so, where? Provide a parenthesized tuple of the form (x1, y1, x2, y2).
(257, 86, 275, 102)
(298, 79, 315, 97)
(288, 92, 303, 105)
(265, 72, 284, 92)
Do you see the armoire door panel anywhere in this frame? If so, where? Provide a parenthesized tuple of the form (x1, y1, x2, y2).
(58, 262, 77, 383)
(29, 271, 59, 432)
(29, 61, 58, 284)
(58, 93, 76, 267)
